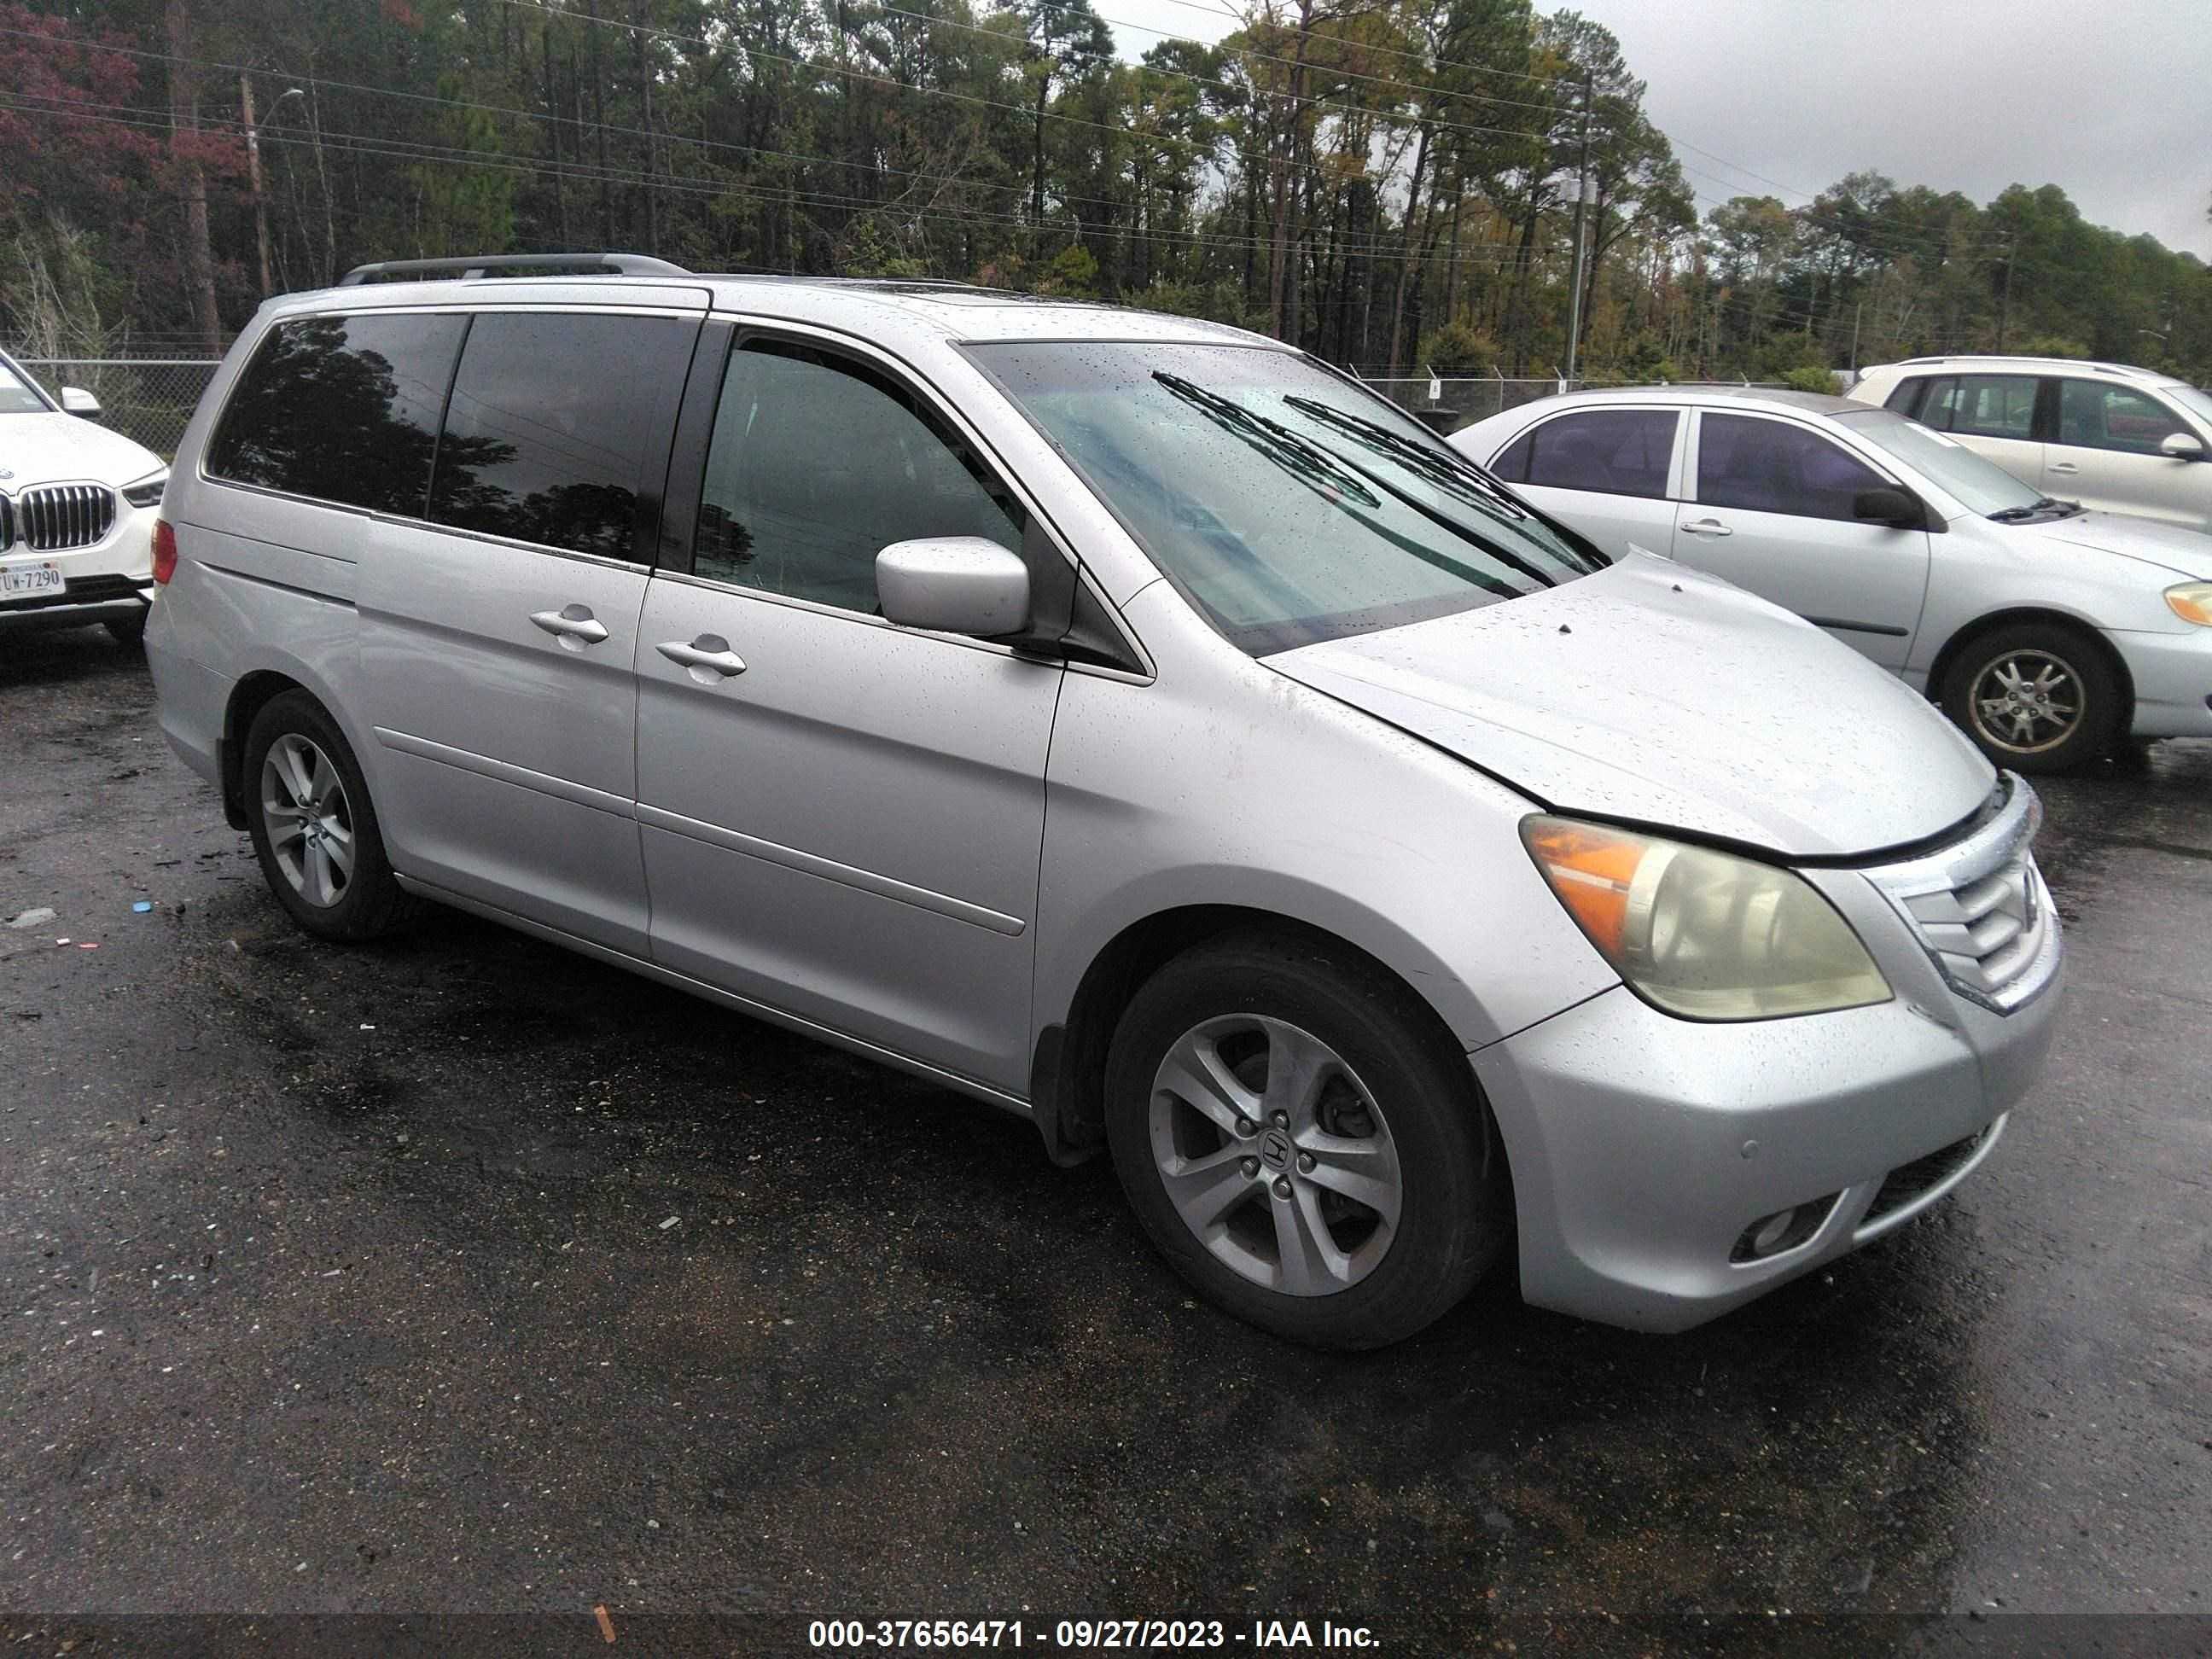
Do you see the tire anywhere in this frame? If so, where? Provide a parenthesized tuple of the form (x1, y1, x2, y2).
(1103, 929, 1509, 1349)
(105, 608, 148, 647)
(241, 690, 408, 941)
(1940, 620, 2121, 774)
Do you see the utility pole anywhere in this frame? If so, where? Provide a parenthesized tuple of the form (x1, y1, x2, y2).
(242, 73, 272, 298)
(1995, 238, 2015, 352)
(1563, 72, 1594, 389)
(1849, 300, 1861, 373)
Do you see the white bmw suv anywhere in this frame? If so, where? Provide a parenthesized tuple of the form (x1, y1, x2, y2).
(0, 347, 169, 645)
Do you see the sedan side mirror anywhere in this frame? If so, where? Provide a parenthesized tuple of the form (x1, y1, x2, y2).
(61, 387, 102, 419)
(2158, 431, 2206, 462)
(1852, 486, 1923, 529)
(876, 537, 1031, 638)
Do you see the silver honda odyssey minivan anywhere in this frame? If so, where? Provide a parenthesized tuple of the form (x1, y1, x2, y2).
(146, 254, 2064, 1347)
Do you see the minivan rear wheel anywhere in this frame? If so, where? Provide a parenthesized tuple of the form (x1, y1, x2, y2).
(242, 690, 408, 941)
(1941, 620, 2121, 773)
(1103, 931, 1508, 1349)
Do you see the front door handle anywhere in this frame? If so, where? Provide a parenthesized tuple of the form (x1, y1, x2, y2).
(1679, 517, 1733, 538)
(530, 604, 610, 646)
(657, 635, 748, 680)
(2048, 461, 2080, 474)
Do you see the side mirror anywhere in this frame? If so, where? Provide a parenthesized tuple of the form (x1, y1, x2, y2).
(2159, 431, 2206, 462)
(61, 387, 102, 419)
(876, 537, 1030, 638)
(1853, 486, 1922, 529)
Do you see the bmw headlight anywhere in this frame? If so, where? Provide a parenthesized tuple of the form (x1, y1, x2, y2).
(1522, 816, 1891, 1021)
(122, 472, 168, 509)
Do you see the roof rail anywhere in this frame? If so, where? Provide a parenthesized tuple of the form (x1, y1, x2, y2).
(337, 252, 690, 286)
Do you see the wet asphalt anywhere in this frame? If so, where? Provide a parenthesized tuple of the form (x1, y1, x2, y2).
(1, 629, 2208, 1656)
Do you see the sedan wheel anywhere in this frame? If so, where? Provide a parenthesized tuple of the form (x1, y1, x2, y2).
(1150, 1014, 1403, 1297)
(1968, 649, 2081, 756)
(1941, 621, 2121, 773)
(259, 733, 357, 908)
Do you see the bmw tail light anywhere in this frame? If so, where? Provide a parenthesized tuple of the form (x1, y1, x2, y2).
(151, 518, 178, 585)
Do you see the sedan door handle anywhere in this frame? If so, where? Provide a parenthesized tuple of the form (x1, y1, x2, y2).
(656, 635, 748, 679)
(2048, 462, 2080, 474)
(1679, 517, 1733, 538)
(530, 605, 610, 645)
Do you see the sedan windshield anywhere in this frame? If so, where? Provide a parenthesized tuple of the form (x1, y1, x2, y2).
(0, 357, 51, 416)
(967, 341, 1604, 654)
(1832, 407, 2048, 517)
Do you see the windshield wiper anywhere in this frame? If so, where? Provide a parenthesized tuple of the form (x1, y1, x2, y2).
(1988, 496, 2080, 523)
(1152, 374, 1381, 511)
(1153, 373, 1529, 596)
(1280, 395, 1540, 521)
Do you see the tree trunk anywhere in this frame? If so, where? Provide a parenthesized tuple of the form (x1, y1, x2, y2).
(632, 3, 659, 253)
(544, 21, 570, 244)
(586, 0, 614, 245)
(166, 0, 222, 352)
(1385, 122, 1433, 376)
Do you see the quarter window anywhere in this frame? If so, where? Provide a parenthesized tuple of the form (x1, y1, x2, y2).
(1507, 409, 1677, 498)
(695, 340, 1022, 613)
(427, 311, 696, 561)
(1697, 414, 1891, 522)
(207, 313, 467, 514)
(2057, 381, 2189, 455)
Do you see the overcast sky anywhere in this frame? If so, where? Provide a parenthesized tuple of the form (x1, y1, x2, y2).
(1102, 0, 2212, 258)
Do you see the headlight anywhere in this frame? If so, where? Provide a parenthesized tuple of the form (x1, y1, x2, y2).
(1522, 816, 1891, 1021)
(123, 474, 168, 509)
(2165, 582, 2212, 626)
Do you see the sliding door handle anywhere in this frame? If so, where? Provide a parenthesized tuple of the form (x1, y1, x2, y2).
(657, 636, 748, 679)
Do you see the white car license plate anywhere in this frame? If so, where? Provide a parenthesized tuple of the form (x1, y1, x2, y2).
(1, 561, 66, 600)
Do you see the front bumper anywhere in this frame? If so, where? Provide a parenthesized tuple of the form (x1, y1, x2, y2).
(0, 506, 155, 632)
(2106, 624, 2212, 739)
(1475, 777, 2064, 1333)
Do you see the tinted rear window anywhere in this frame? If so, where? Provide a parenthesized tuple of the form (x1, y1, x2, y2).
(207, 313, 467, 514)
(1519, 409, 1677, 498)
(426, 312, 695, 561)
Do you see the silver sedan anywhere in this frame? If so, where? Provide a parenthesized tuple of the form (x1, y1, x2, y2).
(1452, 386, 2212, 771)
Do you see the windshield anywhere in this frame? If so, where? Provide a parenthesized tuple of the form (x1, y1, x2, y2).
(1832, 407, 2043, 516)
(966, 341, 1604, 654)
(2164, 383, 2212, 429)
(0, 357, 51, 416)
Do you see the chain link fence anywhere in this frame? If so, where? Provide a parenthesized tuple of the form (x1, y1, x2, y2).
(16, 359, 222, 460)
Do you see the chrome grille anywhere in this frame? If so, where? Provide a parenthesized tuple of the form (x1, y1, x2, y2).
(1864, 775, 2059, 1014)
(0, 492, 12, 549)
(17, 482, 117, 551)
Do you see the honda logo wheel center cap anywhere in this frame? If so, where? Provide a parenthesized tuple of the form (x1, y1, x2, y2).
(1259, 1129, 1294, 1172)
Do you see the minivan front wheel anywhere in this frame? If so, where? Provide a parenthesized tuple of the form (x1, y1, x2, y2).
(242, 690, 407, 941)
(1942, 622, 2119, 772)
(1103, 932, 1508, 1348)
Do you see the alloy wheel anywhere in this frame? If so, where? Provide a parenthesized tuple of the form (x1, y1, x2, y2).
(259, 733, 356, 908)
(1149, 1015, 1402, 1297)
(1968, 649, 2083, 755)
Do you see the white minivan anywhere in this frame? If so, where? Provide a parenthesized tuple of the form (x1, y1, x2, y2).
(147, 255, 2062, 1347)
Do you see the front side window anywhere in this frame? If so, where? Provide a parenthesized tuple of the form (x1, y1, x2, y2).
(0, 356, 50, 415)
(207, 312, 467, 514)
(1697, 413, 1891, 522)
(695, 340, 1022, 613)
(427, 311, 695, 560)
(2057, 380, 2190, 455)
(968, 341, 1602, 655)
(1498, 409, 1677, 498)
(1943, 375, 2040, 441)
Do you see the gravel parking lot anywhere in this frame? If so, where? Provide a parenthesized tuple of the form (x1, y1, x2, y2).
(3, 630, 2208, 1654)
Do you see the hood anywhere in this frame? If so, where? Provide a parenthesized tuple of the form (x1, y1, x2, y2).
(2023, 509, 2212, 579)
(0, 411, 165, 488)
(1268, 550, 1995, 860)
